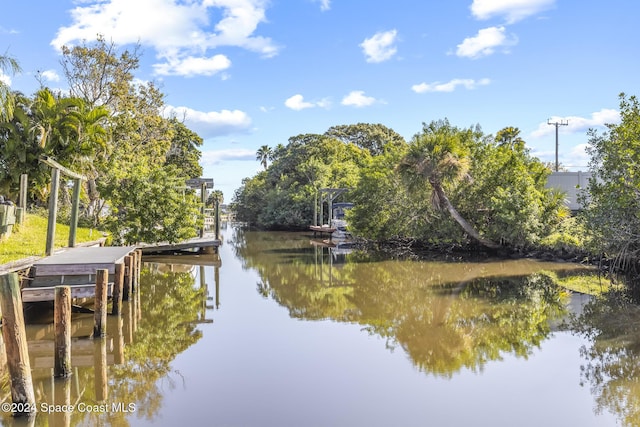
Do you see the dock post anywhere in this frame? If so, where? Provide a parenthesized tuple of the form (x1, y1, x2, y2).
(93, 269, 108, 338)
(0, 273, 36, 417)
(54, 286, 72, 378)
(111, 263, 124, 315)
(200, 182, 207, 238)
(17, 174, 28, 225)
(45, 167, 61, 256)
(68, 178, 82, 248)
(123, 255, 133, 301)
(136, 249, 142, 287)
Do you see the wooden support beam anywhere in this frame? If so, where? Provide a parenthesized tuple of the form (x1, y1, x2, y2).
(19, 173, 28, 209)
(93, 269, 108, 338)
(68, 178, 82, 248)
(39, 156, 86, 181)
(45, 167, 60, 257)
(200, 182, 207, 238)
(123, 255, 133, 301)
(54, 286, 72, 378)
(111, 263, 124, 315)
(0, 273, 36, 417)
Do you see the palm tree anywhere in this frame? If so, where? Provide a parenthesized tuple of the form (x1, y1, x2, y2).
(397, 120, 499, 249)
(495, 126, 524, 150)
(0, 54, 21, 121)
(256, 144, 272, 170)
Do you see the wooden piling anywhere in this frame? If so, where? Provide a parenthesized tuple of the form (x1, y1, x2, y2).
(54, 286, 72, 378)
(131, 251, 138, 293)
(136, 249, 142, 289)
(93, 269, 108, 338)
(111, 263, 124, 315)
(68, 178, 82, 248)
(45, 167, 60, 256)
(0, 273, 36, 417)
(123, 255, 133, 301)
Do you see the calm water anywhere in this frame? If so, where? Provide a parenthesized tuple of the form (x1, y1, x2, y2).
(2, 225, 640, 426)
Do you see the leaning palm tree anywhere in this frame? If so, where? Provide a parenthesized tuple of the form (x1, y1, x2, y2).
(397, 120, 499, 249)
(0, 54, 21, 121)
(256, 144, 273, 170)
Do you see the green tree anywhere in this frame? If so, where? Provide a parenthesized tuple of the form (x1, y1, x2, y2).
(165, 118, 203, 179)
(59, 36, 203, 240)
(256, 144, 272, 170)
(0, 53, 21, 121)
(0, 89, 109, 205)
(104, 165, 202, 244)
(397, 120, 500, 249)
(235, 134, 367, 229)
(457, 126, 567, 248)
(324, 123, 406, 155)
(584, 93, 640, 266)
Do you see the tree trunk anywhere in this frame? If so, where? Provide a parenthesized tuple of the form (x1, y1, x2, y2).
(432, 183, 500, 249)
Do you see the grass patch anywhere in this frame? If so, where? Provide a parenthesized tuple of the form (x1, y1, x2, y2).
(0, 213, 102, 264)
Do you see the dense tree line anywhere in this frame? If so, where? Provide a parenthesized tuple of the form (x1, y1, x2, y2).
(234, 121, 567, 250)
(0, 37, 204, 244)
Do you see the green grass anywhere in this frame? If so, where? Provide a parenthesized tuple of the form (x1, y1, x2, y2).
(0, 213, 103, 264)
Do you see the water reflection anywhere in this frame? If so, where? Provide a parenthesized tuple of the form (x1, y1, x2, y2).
(570, 293, 640, 427)
(232, 228, 598, 377)
(0, 262, 211, 426)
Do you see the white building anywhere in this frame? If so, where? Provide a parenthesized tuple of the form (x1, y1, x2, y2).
(545, 171, 592, 211)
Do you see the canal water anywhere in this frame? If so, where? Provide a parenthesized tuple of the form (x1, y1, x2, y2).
(2, 225, 639, 426)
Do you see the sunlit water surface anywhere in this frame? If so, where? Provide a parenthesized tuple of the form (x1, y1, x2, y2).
(3, 225, 639, 426)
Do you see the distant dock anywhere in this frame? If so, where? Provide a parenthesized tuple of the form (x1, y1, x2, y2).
(137, 236, 222, 255)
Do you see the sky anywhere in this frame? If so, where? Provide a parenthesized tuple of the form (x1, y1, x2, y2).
(1, 0, 637, 200)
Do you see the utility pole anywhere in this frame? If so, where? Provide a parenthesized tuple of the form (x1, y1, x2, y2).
(547, 119, 569, 172)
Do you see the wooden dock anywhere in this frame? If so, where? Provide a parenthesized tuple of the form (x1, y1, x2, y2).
(137, 236, 221, 254)
(23, 246, 138, 303)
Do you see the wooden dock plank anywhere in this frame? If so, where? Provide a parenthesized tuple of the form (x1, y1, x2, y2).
(31, 246, 135, 276)
(22, 283, 114, 303)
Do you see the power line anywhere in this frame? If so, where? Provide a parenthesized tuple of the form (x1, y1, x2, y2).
(548, 119, 569, 172)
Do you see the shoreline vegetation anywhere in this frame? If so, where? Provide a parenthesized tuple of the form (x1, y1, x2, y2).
(234, 96, 640, 299)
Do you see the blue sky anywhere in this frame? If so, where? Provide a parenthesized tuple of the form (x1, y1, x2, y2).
(1, 0, 636, 199)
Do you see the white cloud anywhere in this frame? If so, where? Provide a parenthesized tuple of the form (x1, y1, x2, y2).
(51, 0, 279, 77)
(0, 71, 10, 86)
(360, 29, 398, 63)
(40, 69, 60, 82)
(163, 105, 252, 138)
(341, 90, 378, 107)
(456, 26, 517, 59)
(285, 94, 328, 110)
(153, 54, 231, 77)
(471, 0, 555, 24)
(316, 0, 331, 11)
(201, 148, 256, 165)
(412, 78, 491, 93)
(530, 109, 621, 138)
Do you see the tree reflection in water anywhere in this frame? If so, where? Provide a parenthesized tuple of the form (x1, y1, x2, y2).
(570, 292, 640, 427)
(231, 228, 581, 377)
(0, 266, 205, 427)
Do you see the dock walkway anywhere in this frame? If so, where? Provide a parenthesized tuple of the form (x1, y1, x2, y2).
(23, 246, 138, 303)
